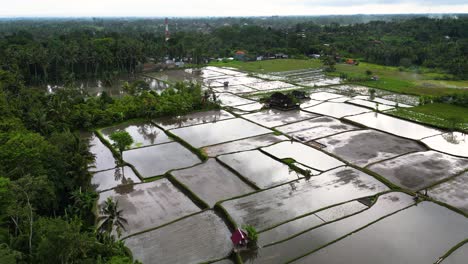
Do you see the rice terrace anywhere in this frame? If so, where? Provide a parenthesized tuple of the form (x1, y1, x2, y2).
(87, 63, 468, 264)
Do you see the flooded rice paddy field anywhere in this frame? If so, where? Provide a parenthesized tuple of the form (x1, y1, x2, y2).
(100, 121, 172, 149)
(87, 66, 468, 263)
(91, 166, 141, 192)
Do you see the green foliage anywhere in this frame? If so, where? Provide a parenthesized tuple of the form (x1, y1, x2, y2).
(0, 244, 23, 264)
(110, 131, 134, 157)
(388, 103, 468, 132)
(97, 197, 128, 238)
(242, 225, 259, 248)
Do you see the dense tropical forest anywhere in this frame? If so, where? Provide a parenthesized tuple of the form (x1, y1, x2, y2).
(0, 15, 467, 86)
(0, 15, 467, 263)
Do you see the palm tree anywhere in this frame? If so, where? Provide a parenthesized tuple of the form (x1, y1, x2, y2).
(97, 197, 128, 238)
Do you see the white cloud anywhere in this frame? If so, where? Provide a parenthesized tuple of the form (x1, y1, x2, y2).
(0, 0, 467, 17)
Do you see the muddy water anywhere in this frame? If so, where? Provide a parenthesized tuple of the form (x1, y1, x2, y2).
(308, 92, 344, 101)
(317, 130, 426, 166)
(276, 116, 359, 142)
(346, 98, 395, 111)
(153, 110, 234, 130)
(241, 192, 414, 264)
(422, 132, 468, 158)
(91, 166, 141, 192)
(218, 150, 303, 188)
(101, 121, 172, 149)
(262, 141, 344, 171)
(292, 202, 468, 264)
(124, 210, 232, 264)
(345, 112, 441, 140)
(354, 95, 412, 108)
(203, 134, 288, 157)
(233, 102, 265, 112)
(123, 142, 201, 178)
(99, 179, 200, 236)
(429, 172, 468, 214)
(258, 201, 368, 247)
(145, 69, 203, 84)
(368, 150, 468, 190)
(169, 118, 271, 148)
(214, 85, 258, 94)
(243, 109, 318, 128)
(86, 133, 118, 172)
(210, 76, 263, 87)
(171, 159, 254, 207)
(216, 93, 257, 106)
(303, 102, 372, 119)
(245, 81, 296, 91)
(221, 167, 389, 231)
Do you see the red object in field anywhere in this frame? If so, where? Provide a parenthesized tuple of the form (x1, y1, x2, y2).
(231, 228, 248, 246)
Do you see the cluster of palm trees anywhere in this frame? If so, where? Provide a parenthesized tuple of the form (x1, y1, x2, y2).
(97, 197, 128, 238)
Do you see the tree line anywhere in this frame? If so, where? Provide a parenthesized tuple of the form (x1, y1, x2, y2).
(0, 16, 467, 86)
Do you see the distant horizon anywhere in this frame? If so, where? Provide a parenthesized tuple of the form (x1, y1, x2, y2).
(1, 0, 467, 18)
(0, 13, 466, 19)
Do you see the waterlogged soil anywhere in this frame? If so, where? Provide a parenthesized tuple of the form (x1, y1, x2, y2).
(308, 92, 345, 101)
(353, 95, 412, 108)
(245, 81, 295, 91)
(212, 76, 263, 87)
(221, 167, 388, 231)
(87, 133, 117, 172)
(216, 93, 257, 106)
(91, 166, 141, 192)
(146, 69, 203, 84)
(258, 201, 367, 247)
(214, 85, 258, 94)
(303, 102, 372, 119)
(233, 102, 265, 112)
(368, 151, 468, 190)
(298, 77, 341, 87)
(153, 110, 234, 130)
(299, 99, 324, 108)
(243, 109, 318, 128)
(262, 141, 344, 171)
(123, 142, 201, 178)
(124, 211, 232, 264)
(276, 116, 359, 142)
(345, 112, 441, 140)
(241, 192, 413, 264)
(170, 118, 271, 148)
(98, 179, 200, 236)
(101, 121, 172, 149)
(218, 150, 303, 188)
(205, 66, 245, 76)
(292, 202, 468, 264)
(171, 159, 255, 207)
(422, 132, 468, 158)
(317, 130, 426, 166)
(346, 99, 395, 111)
(202, 134, 288, 157)
(429, 172, 468, 214)
(441, 242, 468, 264)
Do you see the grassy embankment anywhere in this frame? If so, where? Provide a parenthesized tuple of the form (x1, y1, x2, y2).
(209, 59, 468, 132)
(329, 62, 468, 97)
(388, 103, 468, 132)
(209, 59, 322, 73)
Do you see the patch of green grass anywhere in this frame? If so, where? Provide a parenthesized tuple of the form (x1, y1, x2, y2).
(387, 103, 468, 132)
(209, 59, 322, 73)
(330, 62, 468, 96)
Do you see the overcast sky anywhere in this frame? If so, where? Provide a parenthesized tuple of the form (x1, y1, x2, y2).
(0, 0, 467, 17)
